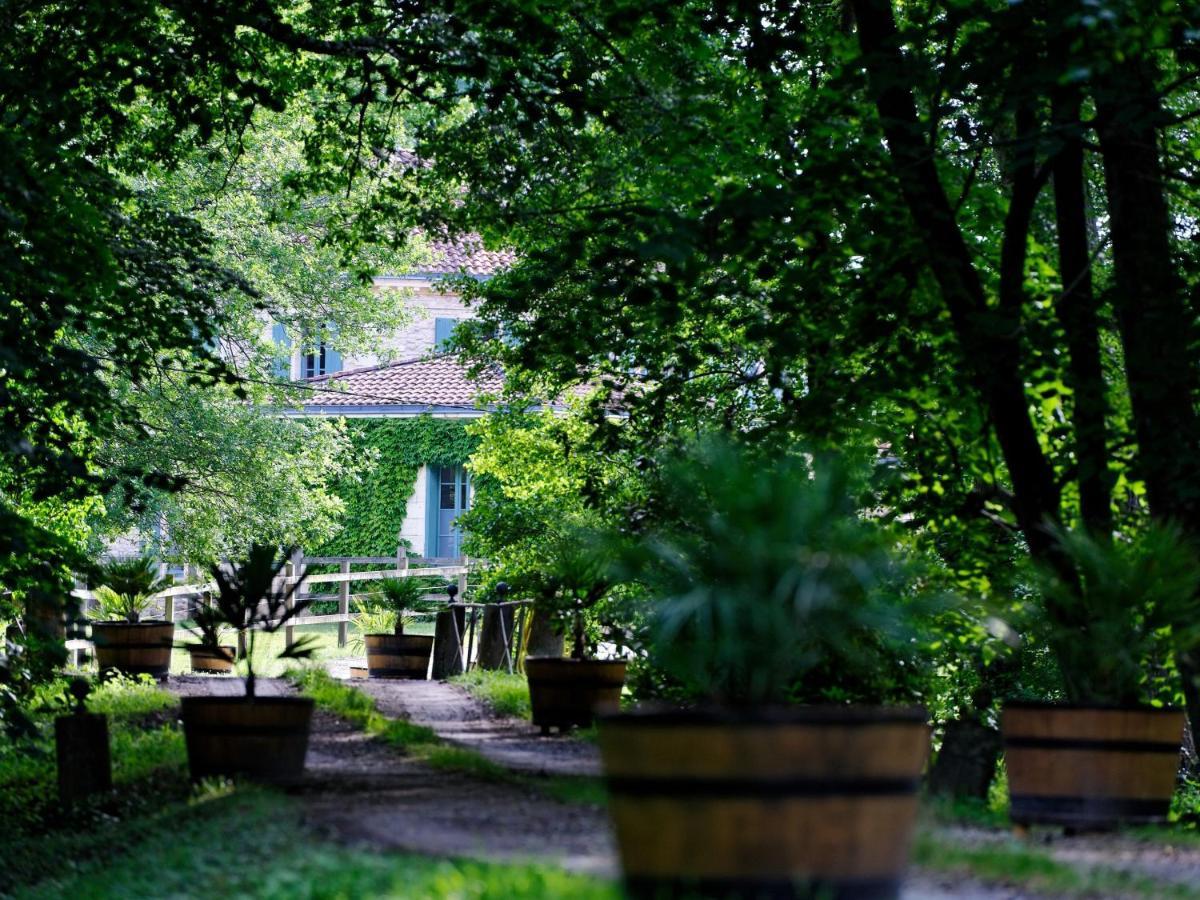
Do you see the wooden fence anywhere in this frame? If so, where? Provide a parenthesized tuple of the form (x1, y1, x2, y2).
(68, 551, 474, 661)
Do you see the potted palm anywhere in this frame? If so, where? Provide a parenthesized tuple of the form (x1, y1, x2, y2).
(89, 556, 174, 679)
(600, 438, 938, 900)
(1005, 527, 1200, 828)
(525, 528, 628, 734)
(181, 544, 317, 781)
(362, 577, 440, 679)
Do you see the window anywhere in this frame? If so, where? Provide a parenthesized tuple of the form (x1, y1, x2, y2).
(301, 336, 342, 378)
(434, 317, 458, 351)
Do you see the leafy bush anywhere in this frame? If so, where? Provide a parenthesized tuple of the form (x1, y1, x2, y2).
(90, 556, 168, 622)
(374, 577, 442, 635)
(618, 436, 943, 707)
(1035, 525, 1200, 706)
(193, 545, 315, 697)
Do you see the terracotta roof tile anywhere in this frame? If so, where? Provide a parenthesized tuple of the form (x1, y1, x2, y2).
(424, 235, 516, 277)
(302, 355, 502, 409)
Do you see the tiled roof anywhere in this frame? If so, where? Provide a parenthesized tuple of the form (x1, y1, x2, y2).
(389, 150, 516, 277)
(424, 235, 516, 277)
(302, 355, 503, 409)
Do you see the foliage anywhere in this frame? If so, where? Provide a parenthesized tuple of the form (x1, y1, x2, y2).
(0, 674, 183, 866)
(8, 787, 617, 900)
(460, 408, 641, 657)
(100, 384, 362, 565)
(451, 670, 532, 720)
(617, 436, 942, 707)
(352, 602, 398, 642)
(375, 577, 442, 634)
(194, 545, 315, 697)
(319, 417, 477, 557)
(1034, 526, 1200, 707)
(89, 557, 168, 623)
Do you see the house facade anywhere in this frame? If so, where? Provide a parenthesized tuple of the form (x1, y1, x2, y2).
(278, 238, 513, 560)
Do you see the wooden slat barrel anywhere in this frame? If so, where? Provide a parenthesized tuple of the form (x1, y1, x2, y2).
(365, 634, 434, 679)
(187, 645, 236, 674)
(599, 707, 929, 900)
(180, 696, 314, 782)
(1003, 703, 1184, 827)
(349, 665, 369, 680)
(91, 621, 174, 678)
(526, 657, 627, 731)
(55, 713, 112, 804)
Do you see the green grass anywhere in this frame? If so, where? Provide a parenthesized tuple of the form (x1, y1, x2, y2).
(12, 786, 618, 899)
(290, 667, 443, 752)
(915, 831, 1200, 898)
(169, 622, 360, 677)
(0, 675, 188, 891)
(451, 670, 532, 719)
(291, 669, 608, 805)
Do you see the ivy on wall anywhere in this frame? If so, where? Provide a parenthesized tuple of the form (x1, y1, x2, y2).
(317, 416, 477, 557)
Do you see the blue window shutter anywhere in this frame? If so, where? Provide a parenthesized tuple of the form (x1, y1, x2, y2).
(324, 344, 342, 374)
(324, 323, 342, 374)
(271, 323, 292, 380)
(425, 466, 440, 558)
(434, 317, 455, 351)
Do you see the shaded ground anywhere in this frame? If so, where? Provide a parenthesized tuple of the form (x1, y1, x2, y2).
(164, 675, 1200, 898)
(357, 677, 602, 777)
(167, 675, 614, 873)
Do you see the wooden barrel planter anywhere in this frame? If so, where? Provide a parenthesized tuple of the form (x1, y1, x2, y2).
(526, 657, 627, 733)
(365, 633, 434, 679)
(91, 621, 174, 679)
(598, 706, 929, 900)
(187, 644, 236, 674)
(180, 696, 314, 782)
(1003, 703, 1184, 828)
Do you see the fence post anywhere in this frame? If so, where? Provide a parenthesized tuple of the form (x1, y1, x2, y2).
(337, 560, 350, 648)
(284, 550, 302, 651)
(456, 555, 468, 600)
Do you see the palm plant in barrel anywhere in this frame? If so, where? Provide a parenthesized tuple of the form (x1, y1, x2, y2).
(1004, 526, 1200, 829)
(89, 556, 174, 679)
(361, 576, 440, 679)
(602, 437, 939, 900)
(180, 544, 317, 781)
(525, 526, 627, 734)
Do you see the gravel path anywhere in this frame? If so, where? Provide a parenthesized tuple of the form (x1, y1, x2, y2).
(166, 675, 615, 872)
(167, 675, 1193, 898)
(356, 677, 603, 777)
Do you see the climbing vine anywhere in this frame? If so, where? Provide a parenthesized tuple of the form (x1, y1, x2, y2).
(318, 416, 477, 557)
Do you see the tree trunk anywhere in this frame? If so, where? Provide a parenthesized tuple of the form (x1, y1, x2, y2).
(852, 0, 1063, 558)
(1094, 56, 1200, 732)
(928, 718, 1002, 800)
(1050, 71, 1113, 537)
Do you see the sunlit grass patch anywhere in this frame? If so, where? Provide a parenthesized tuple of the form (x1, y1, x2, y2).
(450, 669, 531, 719)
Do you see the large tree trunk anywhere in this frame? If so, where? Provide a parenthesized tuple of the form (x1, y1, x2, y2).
(851, 0, 1063, 558)
(1094, 56, 1200, 732)
(1050, 61, 1113, 537)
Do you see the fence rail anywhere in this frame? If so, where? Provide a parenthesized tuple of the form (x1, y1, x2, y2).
(69, 552, 477, 661)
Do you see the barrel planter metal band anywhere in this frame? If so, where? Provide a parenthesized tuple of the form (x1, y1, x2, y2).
(526, 657, 627, 731)
(599, 706, 930, 900)
(181, 696, 314, 782)
(91, 621, 174, 678)
(1003, 703, 1185, 827)
(365, 634, 434, 679)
